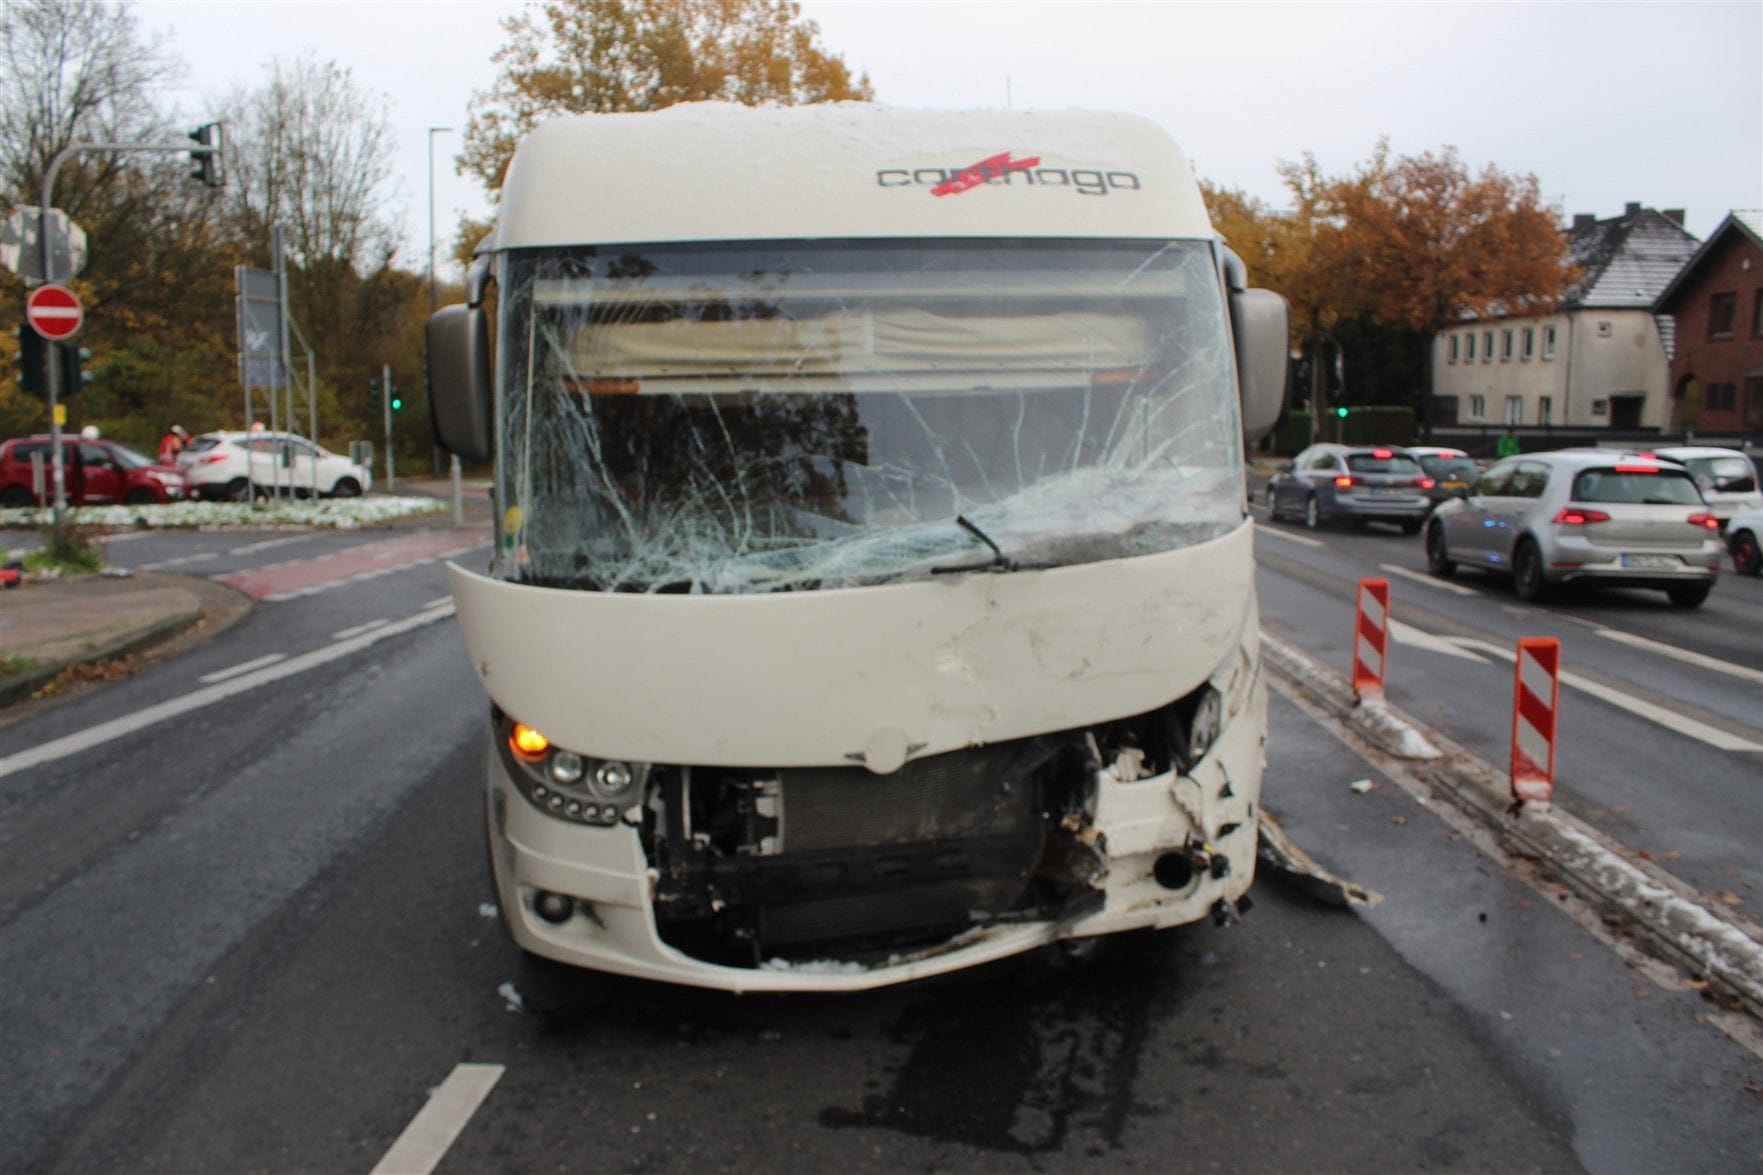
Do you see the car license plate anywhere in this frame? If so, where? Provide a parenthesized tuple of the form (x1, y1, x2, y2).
(1442, 480, 1466, 490)
(1620, 554, 1679, 570)
(1368, 487, 1401, 497)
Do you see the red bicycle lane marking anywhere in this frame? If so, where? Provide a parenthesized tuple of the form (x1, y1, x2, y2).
(217, 530, 487, 599)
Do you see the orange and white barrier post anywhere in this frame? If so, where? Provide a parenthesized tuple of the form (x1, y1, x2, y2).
(1510, 637, 1561, 809)
(1352, 577, 1391, 702)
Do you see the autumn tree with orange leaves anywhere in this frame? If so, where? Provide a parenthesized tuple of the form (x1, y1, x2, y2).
(1206, 141, 1574, 438)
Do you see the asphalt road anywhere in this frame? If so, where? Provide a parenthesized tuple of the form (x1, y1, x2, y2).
(0, 524, 1759, 1172)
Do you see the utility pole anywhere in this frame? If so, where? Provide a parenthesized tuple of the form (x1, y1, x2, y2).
(429, 125, 463, 523)
(382, 362, 396, 492)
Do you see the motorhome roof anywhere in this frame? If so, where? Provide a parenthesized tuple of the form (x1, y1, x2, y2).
(492, 103, 1214, 250)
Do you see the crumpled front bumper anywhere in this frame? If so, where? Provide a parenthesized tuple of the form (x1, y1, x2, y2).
(485, 672, 1266, 994)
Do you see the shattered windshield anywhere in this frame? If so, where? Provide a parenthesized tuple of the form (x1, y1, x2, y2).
(495, 239, 1243, 593)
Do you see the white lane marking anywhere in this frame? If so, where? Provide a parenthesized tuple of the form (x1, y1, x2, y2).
(1379, 562, 1482, 597)
(1588, 625, 1763, 685)
(371, 1063, 504, 1175)
(227, 535, 314, 556)
(1387, 617, 1490, 663)
(0, 605, 456, 780)
(197, 653, 286, 684)
(1253, 522, 1323, 548)
(332, 618, 389, 641)
(1452, 636, 1763, 753)
(422, 595, 453, 610)
(94, 531, 156, 544)
(139, 551, 219, 571)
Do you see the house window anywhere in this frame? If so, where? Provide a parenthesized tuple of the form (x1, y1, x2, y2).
(1709, 292, 1736, 337)
(1542, 326, 1557, 359)
(1482, 330, 1493, 362)
(1466, 333, 1476, 361)
(1501, 329, 1514, 360)
(1522, 327, 1535, 360)
(1596, 321, 1613, 337)
(1504, 395, 1523, 424)
(1751, 290, 1763, 337)
(1746, 378, 1763, 426)
(1591, 398, 1607, 416)
(1449, 335, 1459, 364)
(1469, 394, 1486, 420)
(1538, 396, 1552, 424)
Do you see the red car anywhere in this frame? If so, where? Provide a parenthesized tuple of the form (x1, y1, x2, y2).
(0, 435, 189, 506)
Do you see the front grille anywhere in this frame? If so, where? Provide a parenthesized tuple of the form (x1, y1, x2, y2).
(776, 743, 1029, 853)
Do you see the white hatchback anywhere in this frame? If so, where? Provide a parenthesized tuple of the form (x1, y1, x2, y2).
(178, 431, 372, 501)
(1648, 446, 1762, 526)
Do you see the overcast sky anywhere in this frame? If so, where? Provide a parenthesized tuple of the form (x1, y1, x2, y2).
(134, 0, 1761, 276)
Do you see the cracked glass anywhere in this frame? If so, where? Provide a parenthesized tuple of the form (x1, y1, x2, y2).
(492, 239, 1243, 593)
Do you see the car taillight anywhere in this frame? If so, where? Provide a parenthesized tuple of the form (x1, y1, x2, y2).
(1552, 508, 1611, 526)
(1687, 513, 1721, 531)
(1334, 475, 1359, 488)
(1415, 477, 1436, 490)
(199, 452, 228, 464)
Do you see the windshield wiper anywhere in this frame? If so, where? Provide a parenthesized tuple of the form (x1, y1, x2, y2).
(932, 515, 1022, 575)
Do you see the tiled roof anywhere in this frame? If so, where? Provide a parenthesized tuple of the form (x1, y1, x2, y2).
(1734, 210, 1763, 244)
(1652, 211, 1763, 314)
(1566, 207, 1699, 309)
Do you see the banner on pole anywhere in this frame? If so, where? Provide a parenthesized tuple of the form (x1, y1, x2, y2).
(235, 265, 285, 388)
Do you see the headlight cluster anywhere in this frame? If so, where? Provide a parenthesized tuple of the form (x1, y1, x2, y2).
(495, 714, 647, 827)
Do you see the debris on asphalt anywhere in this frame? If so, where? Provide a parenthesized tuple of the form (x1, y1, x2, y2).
(1349, 778, 1375, 794)
(497, 981, 524, 1013)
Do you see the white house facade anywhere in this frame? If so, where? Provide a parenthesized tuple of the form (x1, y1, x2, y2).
(1430, 204, 1697, 432)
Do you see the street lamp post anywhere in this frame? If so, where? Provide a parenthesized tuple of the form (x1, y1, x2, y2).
(428, 125, 463, 522)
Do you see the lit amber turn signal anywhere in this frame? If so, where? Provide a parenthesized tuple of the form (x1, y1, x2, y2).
(510, 722, 550, 759)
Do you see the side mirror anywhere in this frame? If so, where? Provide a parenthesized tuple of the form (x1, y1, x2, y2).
(427, 304, 493, 463)
(1231, 287, 1290, 441)
(1277, 461, 1295, 475)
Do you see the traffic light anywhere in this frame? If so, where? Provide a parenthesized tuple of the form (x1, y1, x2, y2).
(60, 344, 92, 399)
(389, 385, 402, 411)
(188, 122, 224, 188)
(1335, 405, 1349, 419)
(14, 324, 45, 397)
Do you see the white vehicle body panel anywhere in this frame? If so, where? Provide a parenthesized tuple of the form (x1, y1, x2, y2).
(451, 525, 1252, 768)
(494, 103, 1212, 250)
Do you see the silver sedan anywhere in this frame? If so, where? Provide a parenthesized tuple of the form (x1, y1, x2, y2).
(1425, 451, 1724, 607)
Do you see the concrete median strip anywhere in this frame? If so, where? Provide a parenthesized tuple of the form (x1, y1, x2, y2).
(1260, 630, 1763, 1020)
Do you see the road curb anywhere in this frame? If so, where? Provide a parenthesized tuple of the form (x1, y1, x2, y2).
(0, 603, 199, 707)
(1261, 631, 1763, 1019)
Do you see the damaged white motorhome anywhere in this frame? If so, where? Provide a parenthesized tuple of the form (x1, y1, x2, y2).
(427, 103, 1288, 992)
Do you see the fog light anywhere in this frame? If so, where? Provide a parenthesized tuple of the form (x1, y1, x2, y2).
(549, 751, 585, 785)
(533, 890, 574, 924)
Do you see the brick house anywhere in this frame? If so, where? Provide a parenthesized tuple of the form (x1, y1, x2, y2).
(1652, 211, 1763, 434)
(1430, 203, 1698, 431)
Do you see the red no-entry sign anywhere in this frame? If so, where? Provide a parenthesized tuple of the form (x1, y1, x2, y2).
(25, 282, 82, 341)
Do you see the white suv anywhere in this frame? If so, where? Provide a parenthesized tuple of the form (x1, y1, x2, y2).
(178, 431, 372, 501)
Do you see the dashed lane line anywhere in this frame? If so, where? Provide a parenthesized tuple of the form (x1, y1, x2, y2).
(371, 1063, 503, 1175)
(333, 618, 389, 641)
(1253, 522, 1324, 548)
(1378, 562, 1482, 597)
(1586, 624, 1763, 685)
(0, 605, 457, 780)
(197, 653, 287, 684)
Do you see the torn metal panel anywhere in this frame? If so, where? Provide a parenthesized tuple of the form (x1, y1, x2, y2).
(1256, 809, 1383, 908)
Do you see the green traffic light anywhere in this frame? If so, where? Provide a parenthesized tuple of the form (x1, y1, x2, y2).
(1335, 406, 1349, 418)
(391, 397, 402, 411)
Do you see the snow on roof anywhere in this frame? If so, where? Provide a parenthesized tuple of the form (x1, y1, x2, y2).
(1566, 206, 1699, 309)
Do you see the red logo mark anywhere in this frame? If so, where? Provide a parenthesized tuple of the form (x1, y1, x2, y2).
(932, 151, 1042, 197)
